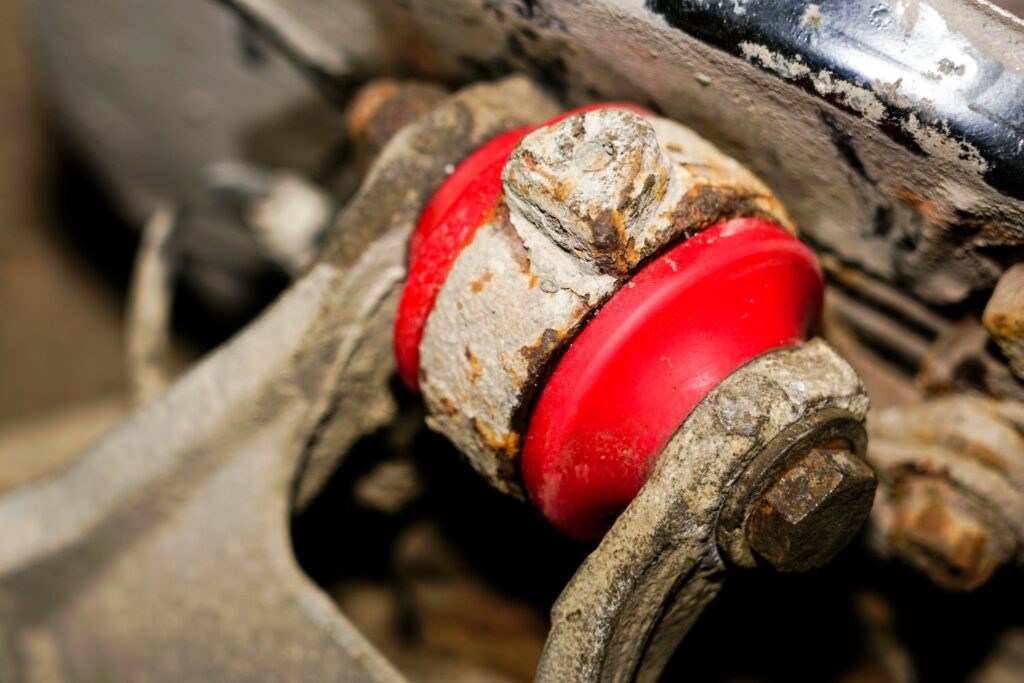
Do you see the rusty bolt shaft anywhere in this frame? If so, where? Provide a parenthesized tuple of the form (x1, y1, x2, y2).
(746, 447, 876, 572)
(345, 79, 448, 157)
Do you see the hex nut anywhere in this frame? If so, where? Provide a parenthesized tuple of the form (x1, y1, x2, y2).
(866, 397, 1024, 591)
(746, 447, 877, 572)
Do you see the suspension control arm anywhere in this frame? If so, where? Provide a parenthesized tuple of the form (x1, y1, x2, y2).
(0, 76, 560, 683)
(0, 76, 876, 682)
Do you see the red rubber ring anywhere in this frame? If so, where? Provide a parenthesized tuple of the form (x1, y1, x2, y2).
(395, 103, 651, 390)
(521, 219, 824, 539)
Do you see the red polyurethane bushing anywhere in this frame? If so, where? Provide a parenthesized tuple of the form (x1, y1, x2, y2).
(521, 218, 824, 539)
(394, 103, 651, 390)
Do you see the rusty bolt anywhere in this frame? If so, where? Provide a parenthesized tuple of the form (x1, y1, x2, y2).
(746, 447, 876, 572)
(886, 476, 1015, 591)
(345, 79, 449, 159)
(503, 107, 672, 275)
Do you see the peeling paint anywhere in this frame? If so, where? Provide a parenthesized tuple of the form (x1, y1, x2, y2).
(800, 4, 823, 29)
(740, 42, 811, 80)
(905, 112, 988, 173)
(741, 41, 988, 174)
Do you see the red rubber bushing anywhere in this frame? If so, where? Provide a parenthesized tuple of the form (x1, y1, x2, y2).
(394, 103, 651, 390)
(521, 219, 824, 539)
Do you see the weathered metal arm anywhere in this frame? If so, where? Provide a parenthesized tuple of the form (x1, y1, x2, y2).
(539, 341, 868, 682)
(0, 73, 875, 683)
(0, 76, 559, 683)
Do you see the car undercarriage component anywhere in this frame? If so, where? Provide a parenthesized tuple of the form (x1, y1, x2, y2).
(866, 395, 1024, 590)
(5, 0, 1024, 680)
(397, 104, 842, 538)
(0, 73, 877, 683)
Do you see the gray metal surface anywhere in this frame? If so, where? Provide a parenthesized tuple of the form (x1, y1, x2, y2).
(0, 77, 558, 683)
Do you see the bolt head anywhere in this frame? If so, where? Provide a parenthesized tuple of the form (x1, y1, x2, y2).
(746, 447, 877, 572)
(502, 108, 671, 275)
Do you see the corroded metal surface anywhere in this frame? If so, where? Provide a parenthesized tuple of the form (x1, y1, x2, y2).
(420, 108, 791, 496)
(0, 77, 557, 683)
(220, 0, 1024, 308)
(746, 446, 876, 572)
(867, 396, 1024, 590)
(504, 108, 672, 275)
(538, 340, 869, 682)
(344, 80, 450, 168)
(18, 0, 1024, 677)
(295, 77, 560, 508)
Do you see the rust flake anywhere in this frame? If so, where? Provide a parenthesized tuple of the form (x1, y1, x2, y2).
(492, 200, 532, 274)
(519, 328, 566, 383)
(435, 395, 458, 418)
(589, 208, 642, 274)
(512, 149, 575, 204)
(664, 184, 783, 239)
(472, 418, 521, 457)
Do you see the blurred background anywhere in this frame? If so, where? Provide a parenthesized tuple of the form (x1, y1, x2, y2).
(0, 0, 130, 490)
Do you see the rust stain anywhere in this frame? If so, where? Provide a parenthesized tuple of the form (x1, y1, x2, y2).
(351, 83, 447, 152)
(519, 148, 540, 169)
(895, 188, 946, 225)
(465, 346, 482, 385)
(569, 113, 586, 140)
(591, 208, 625, 252)
(470, 270, 493, 293)
(892, 187, 1024, 247)
(493, 201, 532, 274)
(663, 184, 786, 240)
(903, 496, 987, 575)
(513, 149, 574, 203)
(436, 395, 458, 418)
(473, 418, 521, 457)
(892, 188, 959, 239)
(888, 475, 1004, 590)
(519, 328, 566, 382)
(653, 167, 670, 204)
(986, 312, 1024, 341)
